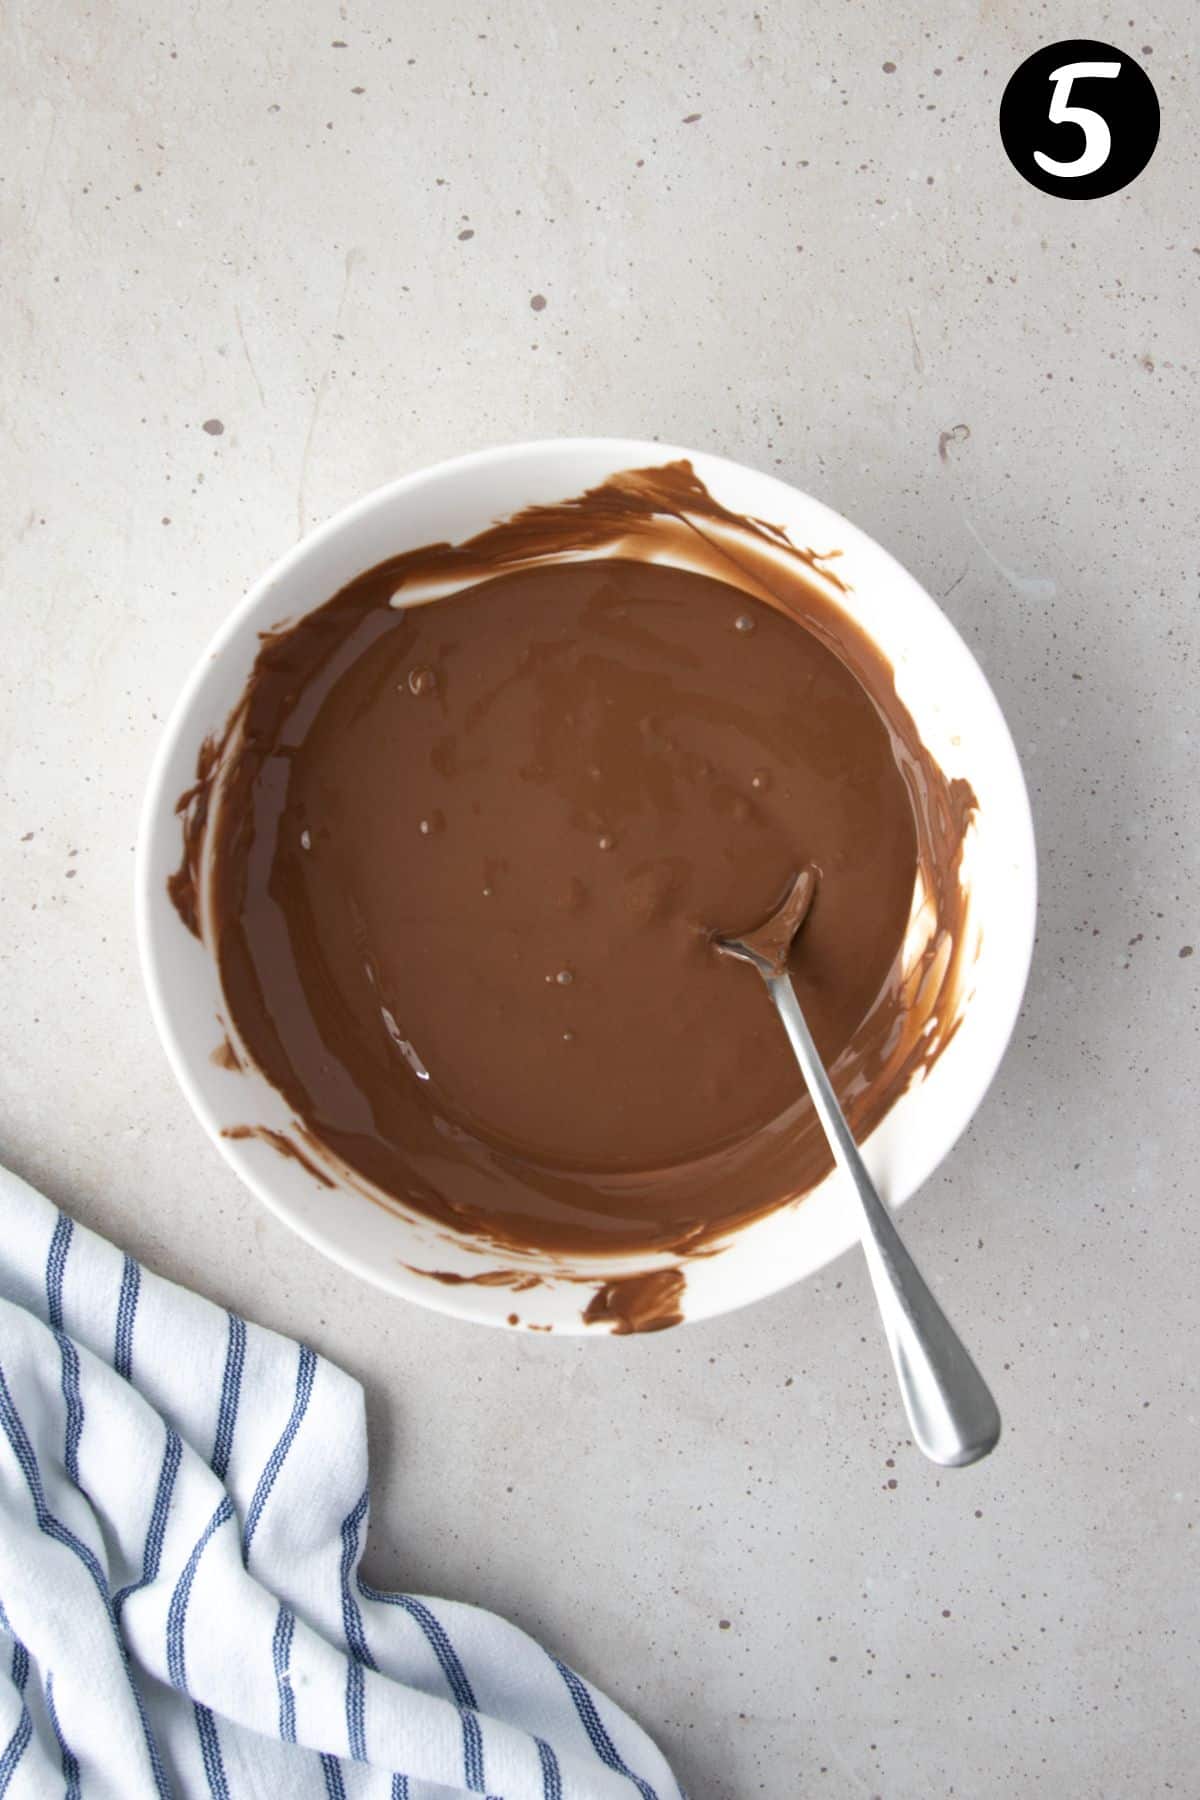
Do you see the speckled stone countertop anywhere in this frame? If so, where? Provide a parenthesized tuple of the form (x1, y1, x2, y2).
(2, 2, 1196, 1794)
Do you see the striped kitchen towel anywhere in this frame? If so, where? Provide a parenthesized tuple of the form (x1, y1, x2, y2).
(0, 1162, 683, 1798)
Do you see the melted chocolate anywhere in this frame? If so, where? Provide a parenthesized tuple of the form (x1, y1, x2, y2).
(174, 461, 975, 1263)
(583, 1269, 687, 1335)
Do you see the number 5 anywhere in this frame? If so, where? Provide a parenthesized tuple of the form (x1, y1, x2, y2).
(1034, 61, 1122, 178)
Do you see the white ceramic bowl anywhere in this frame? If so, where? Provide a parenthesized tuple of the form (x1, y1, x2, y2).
(136, 439, 1035, 1333)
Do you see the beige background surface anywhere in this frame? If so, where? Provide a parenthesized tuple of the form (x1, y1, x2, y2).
(2, 1, 1197, 1794)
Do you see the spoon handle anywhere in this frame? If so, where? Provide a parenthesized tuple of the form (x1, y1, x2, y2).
(766, 971, 1001, 1468)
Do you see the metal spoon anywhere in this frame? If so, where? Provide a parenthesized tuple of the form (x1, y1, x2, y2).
(715, 869, 1001, 1468)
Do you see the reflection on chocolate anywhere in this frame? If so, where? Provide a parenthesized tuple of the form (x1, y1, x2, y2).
(174, 461, 976, 1265)
(583, 1268, 687, 1335)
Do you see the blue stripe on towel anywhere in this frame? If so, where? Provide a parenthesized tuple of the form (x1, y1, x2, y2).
(45, 1214, 73, 1330)
(272, 1603, 297, 1742)
(554, 1657, 660, 1800)
(57, 1331, 85, 1490)
(195, 1700, 231, 1799)
(320, 1752, 347, 1799)
(0, 1629, 33, 1795)
(165, 1495, 235, 1690)
(357, 1579, 488, 1790)
(359, 1584, 478, 1710)
(115, 1426, 182, 1623)
(461, 1705, 486, 1791)
(242, 1344, 316, 1560)
(0, 1710, 32, 1795)
(391, 1777, 410, 1800)
(346, 1660, 367, 1761)
(340, 1490, 377, 1668)
(114, 1253, 141, 1379)
(45, 1673, 82, 1800)
(211, 1312, 246, 1482)
(339, 1491, 375, 1758)
(536, 1735, 564, 1800)
(0, 1363, 170, 1795)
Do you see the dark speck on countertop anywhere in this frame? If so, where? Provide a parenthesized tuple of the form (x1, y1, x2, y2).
(202, 419, 224, 436)
(938, 423, 971, 463)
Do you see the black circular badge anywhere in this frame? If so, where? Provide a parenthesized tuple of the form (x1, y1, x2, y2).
(999, 41, 1159, 198)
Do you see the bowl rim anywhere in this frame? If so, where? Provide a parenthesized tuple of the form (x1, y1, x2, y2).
(135, 435, 1037, 1334)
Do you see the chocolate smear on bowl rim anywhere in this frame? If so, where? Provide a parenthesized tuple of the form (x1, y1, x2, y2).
(583, 1268, 687, 1335)
(222, 1124, 336, 1189)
